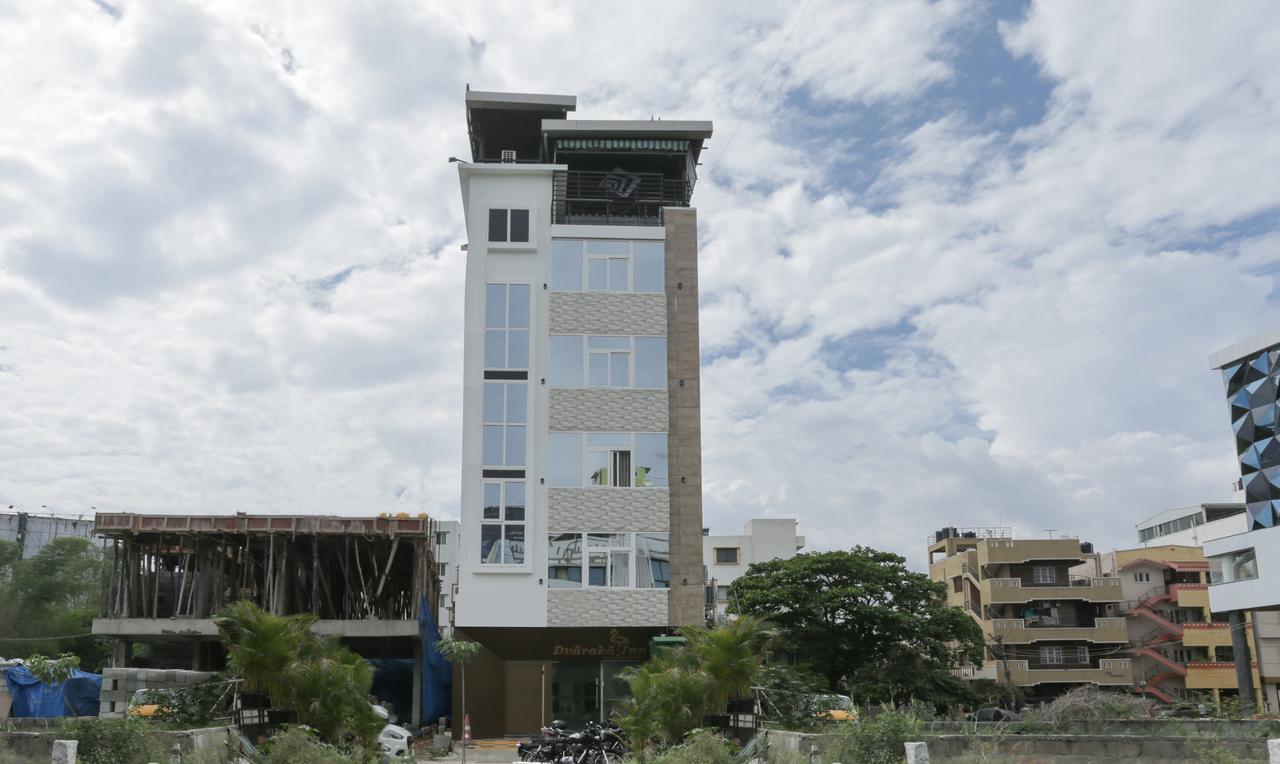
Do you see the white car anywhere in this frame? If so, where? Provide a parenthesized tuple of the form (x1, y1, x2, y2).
(379, 723, 414, 758)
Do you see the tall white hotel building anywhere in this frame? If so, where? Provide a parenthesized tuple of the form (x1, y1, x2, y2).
(451, 89, 711, 736)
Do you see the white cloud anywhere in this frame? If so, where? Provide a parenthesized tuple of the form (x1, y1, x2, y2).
(1, 0, 1277, 568)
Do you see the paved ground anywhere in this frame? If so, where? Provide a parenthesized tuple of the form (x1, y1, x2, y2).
(418, 738, 521, 763)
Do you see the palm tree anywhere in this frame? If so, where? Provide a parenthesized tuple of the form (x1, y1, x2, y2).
(214, 600, 313, 706)
(681, 615, 766, 734)
(436, 636, 482, 764)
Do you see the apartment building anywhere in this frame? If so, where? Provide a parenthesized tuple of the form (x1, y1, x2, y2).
(1136, 503, 1248, 547)
(928, 528, 1130, 700)
(434, 519, 460, 627)
(0, 509, 96, 559)
(450, 89, 711, 737)
(1204, 327, 1280, 711)
(703, 518, 805, 624)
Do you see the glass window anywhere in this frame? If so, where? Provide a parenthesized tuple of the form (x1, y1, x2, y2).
(587, 259, 608, 291)
(634, 433, 668, 487)
(608, 259, 628, 292)
(548, 533, 582, 587)
(488, 209, 507, 243)
(483, 382, 525, 467)
(507, 330, 529, 368)
(588, 336, 630, 350)
(1040, 646, 1063, 665)
(506, 383, 527, 423)
(508, 284, 530, 328)
(485, 284, 506, 328)
(586, 533, 631, 588)
(550, 336, 583, 387)
(482, 425, 504, 466)
(633, 242, 664, 293)
(480, 481, 525, 565)
(715, 547, 738, 564)
(509, 209, 530, 243)
(505, 425, 526, 466)
(1077, 646, 1090, 664)
(610, 353, 630, 387)
(483, 483, 501, 520)
(480, 524, 502, 562)
(1033, 566, 1056, 584)
(551, 240, 583, 291)
(587, 240, 629, 255)
(483, 383, 505, 423)
(506, 481, 525, 521)
(484, 330, 506, 368)
(549, 433, 583, 487)
(588, 352, 610, 387)
(635, 533, 670, 588)
(1209, 548, 1258, 584)
(635, 337, 666, 389)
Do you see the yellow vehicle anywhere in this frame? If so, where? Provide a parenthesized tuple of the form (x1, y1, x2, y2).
(814, 694, 858, 722)
(126, 689, 175, 719)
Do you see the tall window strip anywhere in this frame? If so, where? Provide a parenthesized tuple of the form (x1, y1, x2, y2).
(485, 284, 531, 370)
(483, 381, 527, 468)
(549, 335, 667, 389)
(480, 480, 525, 565)
(549, 239, 665, 294)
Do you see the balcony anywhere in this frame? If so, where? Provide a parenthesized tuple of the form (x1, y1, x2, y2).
(552, 170, 689, 227)
(1001, 659, 1132, 686)
(982, 576, 1123, 603)
(990, 617, 1128, 644)
(977, 538, 1086, 566)
(1171, 583, 1210, 610)
(950, 665, 998, 681)
(1186, 662, 1255, 690)
(1182, 622, 1239, 649)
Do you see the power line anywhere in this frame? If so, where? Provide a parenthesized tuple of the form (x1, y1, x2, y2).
(0, 633, 97, 643)
(709, 0, 812, 175)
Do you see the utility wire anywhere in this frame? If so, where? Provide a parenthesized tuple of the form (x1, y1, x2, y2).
(709, 0, 812, 175)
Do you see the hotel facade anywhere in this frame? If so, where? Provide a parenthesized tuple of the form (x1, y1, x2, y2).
(450, 89, 711, 737)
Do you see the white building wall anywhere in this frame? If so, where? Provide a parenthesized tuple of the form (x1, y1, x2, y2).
(703, 518, 804, 620)
(1205, 524, 1280, 613)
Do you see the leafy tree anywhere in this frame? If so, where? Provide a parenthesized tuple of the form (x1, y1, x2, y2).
(728, 547, 982, 704)
(616, 645, 716, 749)
(215, 600, 313, 703)
(0, 538, 111, 669)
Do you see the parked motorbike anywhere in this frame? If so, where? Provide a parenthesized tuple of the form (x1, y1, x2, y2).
(517, 719, 627, 764)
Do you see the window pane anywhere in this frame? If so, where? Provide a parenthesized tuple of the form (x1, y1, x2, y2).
(634, 433, 668, 487)
(483, 383, 505, 423)
(588, 533, 629, 548)
(505, 481, 525, 521)
(480, 524, 502, 563)
(551, 240, 583, 291)
(587, 433, 630, 448)
(550, 336, 583, 387)
(505, 525, 525, 564)
(588, 353, 609, 387)
(549, 433, 582, 487)
(635, 337, 666, 388)
(483, 482, 501, 520)
(586, 449, 610, 486)
(611, 550, 630, 587)
(588, 553, 608, 586)
(608, 258, 628, 291)
(548, 533, 582, 587)
(507, 330, 529, 368)
(483, 426, 504, 466)
(509, 209, 529, 242)
(485, 284, 506, 328)
(505, 425, 526, 466)
(488, 209, 507, 242)
(588, 335, 630, 350)
(508, 284, 530, 328)
(610, 352, 629, 387)
(506, 383, 527, 424)
(635, 533, 670, 588)
(633, 242, 664, 292)
(484, 330, 506, 368)
(587, 259, 608, 291)
(587, 240, 629, 255)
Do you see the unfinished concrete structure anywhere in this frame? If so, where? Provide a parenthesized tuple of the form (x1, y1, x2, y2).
(93, 512, 441, 724)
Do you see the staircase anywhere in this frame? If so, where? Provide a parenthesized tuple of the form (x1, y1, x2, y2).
(1130, 646, 1188, 676)
(1130, 605, 1182, 636)
(1135, 683, 1176, 703)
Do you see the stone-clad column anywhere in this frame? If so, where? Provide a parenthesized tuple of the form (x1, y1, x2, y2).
(664, 207, 705, 627)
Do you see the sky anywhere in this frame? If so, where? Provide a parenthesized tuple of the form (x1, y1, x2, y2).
(2, 0, 1279, 567)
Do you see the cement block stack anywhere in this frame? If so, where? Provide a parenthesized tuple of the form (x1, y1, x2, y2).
(98, 668, 217, 719)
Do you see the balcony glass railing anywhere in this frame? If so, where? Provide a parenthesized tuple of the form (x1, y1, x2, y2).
(552, 170, 690, 226)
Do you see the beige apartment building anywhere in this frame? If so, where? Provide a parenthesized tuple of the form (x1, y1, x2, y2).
(928, 528, 1130, 699)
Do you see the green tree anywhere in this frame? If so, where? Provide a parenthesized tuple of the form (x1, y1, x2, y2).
(436, 637, 482, 764)
(214, 600, 313, 703)
(0, 538, 110, 669)
(728, 547, 982, 703)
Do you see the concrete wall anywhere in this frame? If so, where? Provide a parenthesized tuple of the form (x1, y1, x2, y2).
(99, 668, 217, 719)
(546, 588, 668, 627)
(0, 725, 234, 760)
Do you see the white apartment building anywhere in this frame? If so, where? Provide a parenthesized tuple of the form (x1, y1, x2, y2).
(451, 89, 711, 737)
(703, 519, 805, 623)
(1135, 504, 1247, 548)
(434, 519, 460, 628)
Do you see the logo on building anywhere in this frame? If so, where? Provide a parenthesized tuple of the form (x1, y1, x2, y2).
(599, 167, 641, 199)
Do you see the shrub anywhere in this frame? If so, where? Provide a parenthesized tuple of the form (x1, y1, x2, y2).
(823, 709, 923, 764)
(646, 730, 737, 764)
(259, 727, 365, 764)
(57, 718, 165, 764)
(1026, 686, 1152, 724)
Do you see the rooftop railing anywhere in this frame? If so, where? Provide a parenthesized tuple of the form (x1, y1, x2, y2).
(552, 170, 690, 226)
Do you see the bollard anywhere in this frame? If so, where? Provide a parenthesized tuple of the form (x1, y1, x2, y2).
(170, 742, 183, 763)
(1268, 738, 1280, 764)
(51, 740, 78, 764)
(904, 741, 930, 764)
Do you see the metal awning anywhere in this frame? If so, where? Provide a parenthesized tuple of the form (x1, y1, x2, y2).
(556, 138, 690, 151)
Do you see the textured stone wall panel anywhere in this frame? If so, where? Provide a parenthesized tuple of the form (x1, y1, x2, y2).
(549, 293, 667, 335)
(547, 588, 669, 627)
(549, 389, 668, 432)
(547, 488, 669, 531)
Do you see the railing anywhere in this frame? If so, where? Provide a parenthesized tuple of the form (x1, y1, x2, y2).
(551, 170, 689, 226)
(928, 527, 1013, 545)
(950, 665, 997, 681)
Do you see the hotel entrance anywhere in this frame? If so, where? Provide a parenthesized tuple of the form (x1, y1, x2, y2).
(551, 660, 643, 728)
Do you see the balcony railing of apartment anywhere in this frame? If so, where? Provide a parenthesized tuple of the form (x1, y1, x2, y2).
(990, 617, 1128, 642)
(551, 170, 690, 226)
(1002, 658, 1132, 685)
(985, 576, 1122, 603)
(988, 575, 1119, 589)
(950, 665, 998, 681)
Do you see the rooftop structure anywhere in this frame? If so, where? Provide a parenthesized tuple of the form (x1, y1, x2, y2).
(1135, 503, 1247, 546)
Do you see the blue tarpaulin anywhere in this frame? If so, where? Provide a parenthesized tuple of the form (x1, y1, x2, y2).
(418, 597, 452, 726)
(3, 665, 101, 718)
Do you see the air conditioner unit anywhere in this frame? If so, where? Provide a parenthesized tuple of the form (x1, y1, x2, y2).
(501, 149, 517, 163)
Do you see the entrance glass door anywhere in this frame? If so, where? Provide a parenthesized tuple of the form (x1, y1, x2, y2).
(602, 661, 639, 722)
(551, 663, 599, 728)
